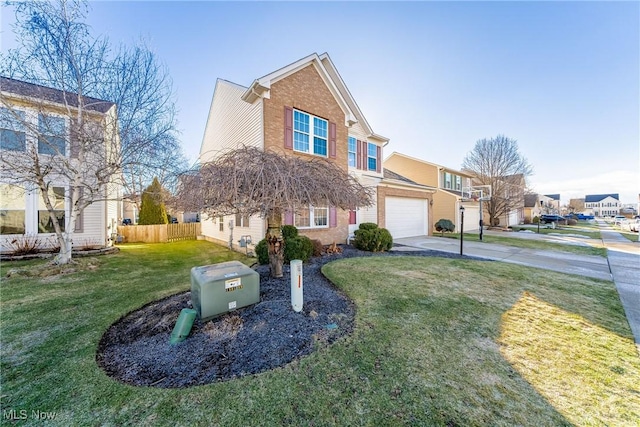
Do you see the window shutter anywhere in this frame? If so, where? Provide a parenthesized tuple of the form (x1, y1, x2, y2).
(348, 210, 356, 225)
(284, 209, 293, 225)
(361, 141, 368, 170)
(284, 106, 293, 150)
(329, 206, 337, 228)
(329, 122, 336, 159)
(376, 145, 381, 173)
(74, 187, 83, 233)
(70, 119, 80, 159)
(356, 140, 362, 169)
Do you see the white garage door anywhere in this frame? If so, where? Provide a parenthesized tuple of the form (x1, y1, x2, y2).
(461, 205, 480, 232)
(385, 197, 428, 239)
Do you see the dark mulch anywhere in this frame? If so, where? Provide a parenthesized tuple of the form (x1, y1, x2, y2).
(96, 246, 474, 388)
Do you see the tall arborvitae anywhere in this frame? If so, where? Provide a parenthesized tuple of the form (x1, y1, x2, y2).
(138, 177, 168, 225)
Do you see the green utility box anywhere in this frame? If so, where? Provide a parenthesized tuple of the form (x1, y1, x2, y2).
(190, 261, 260, 321)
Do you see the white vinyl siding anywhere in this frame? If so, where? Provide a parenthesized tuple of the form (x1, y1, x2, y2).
(200, 79, 263, 163)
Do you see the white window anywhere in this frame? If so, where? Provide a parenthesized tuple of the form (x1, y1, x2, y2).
(0, 108, 26, 152)
(293, 110, 327, 157)
(0, 184, 26, 234)
(367, 143, 377, 171)
(295, 206, 328, 229)
(38, 114, 66, 156)
(348, 137, 357, 168)
(444, 172, 452, 189)
(38, 186, 66, 233)
(235, 213, 250, 228)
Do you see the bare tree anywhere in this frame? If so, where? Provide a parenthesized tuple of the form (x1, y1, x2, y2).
(176, 146, 373, 277)
(0, 0, 182, 264)
(462, 135, 533, 226)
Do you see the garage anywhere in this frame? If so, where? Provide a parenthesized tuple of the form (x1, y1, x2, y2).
(385, 196, 428, 238)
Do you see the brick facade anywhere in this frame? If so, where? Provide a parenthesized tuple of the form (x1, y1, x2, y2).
(377, 186, 433, 235)
(263, 63, 350, 244)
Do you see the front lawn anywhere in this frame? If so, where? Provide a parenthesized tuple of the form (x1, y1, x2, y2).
(1, 242, 637, 426)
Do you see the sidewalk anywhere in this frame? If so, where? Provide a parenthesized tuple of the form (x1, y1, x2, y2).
(597, 220, 640, 354)
(393, 224, 640, 353)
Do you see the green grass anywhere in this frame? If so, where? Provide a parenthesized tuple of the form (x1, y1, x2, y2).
(436, 232, 608, 257)
(510, 224, 602, 239)
(1, 242, 638, 426)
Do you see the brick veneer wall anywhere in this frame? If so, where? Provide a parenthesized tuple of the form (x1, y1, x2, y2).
(377, 186, 433, 236)
(263, 63, 350, 244)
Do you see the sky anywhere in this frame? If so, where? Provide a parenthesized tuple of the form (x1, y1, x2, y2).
(1, 1, 639, 205)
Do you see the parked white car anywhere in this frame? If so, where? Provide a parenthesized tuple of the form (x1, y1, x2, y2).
(627, 219, 640, 232)
(613, 215, 627, 225)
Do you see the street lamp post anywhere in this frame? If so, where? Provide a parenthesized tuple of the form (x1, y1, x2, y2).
(537, 200, 543, 234)
(459, 205, 465, 256)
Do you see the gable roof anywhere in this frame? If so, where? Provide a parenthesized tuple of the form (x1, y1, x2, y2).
(1, 76, 115, 113)
(524, 194, 540, 208)
(585, 193, 619, 203)
(544, 194, 560, 201)
(240, 53, 388, 143)
(385, 151, 474, 178)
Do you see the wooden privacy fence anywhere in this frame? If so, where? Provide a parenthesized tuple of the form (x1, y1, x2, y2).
(117, 223, 201, 243)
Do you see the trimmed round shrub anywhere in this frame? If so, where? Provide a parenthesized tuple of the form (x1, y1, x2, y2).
(353, 223, 393, 252)
(532, 216, 540, 224)
(254, 239, 269, 265)
(284, 235, 313, 263)
(567, 218, 577, 226)
(281, 225, 299, 240)
(358, 222, 379, 231)
(434, 218, 455, 235)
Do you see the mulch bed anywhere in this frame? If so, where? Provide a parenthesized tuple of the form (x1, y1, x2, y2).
(96, 245, 471, 388)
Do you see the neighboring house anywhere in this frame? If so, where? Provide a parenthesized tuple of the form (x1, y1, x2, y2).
(584, 194, 620, 217)
(384, 152, 480, 233)
(543, 194, 561, 213)
(0, 77, 121, 251)
(523, 194, 543, 223)
(199, 53, 436, 247)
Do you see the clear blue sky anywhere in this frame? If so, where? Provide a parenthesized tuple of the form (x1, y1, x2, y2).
(2, 1, 638, 205)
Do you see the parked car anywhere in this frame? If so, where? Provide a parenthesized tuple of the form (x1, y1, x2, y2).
(624, 218, 640, 232)
(613, 215, 626, 225)
(540, 214, 566, 224)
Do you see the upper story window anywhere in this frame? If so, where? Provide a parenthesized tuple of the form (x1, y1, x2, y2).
(38, 114, 66, 156)
(235, 213, 250, 228)
(444, 172, 452, 189)
(455, 175, 462, 191)
(348, 137, 357, 168)
(293, 110, 327, 157)
(0, 108, 27, 152)
(367, 143, 377, 171)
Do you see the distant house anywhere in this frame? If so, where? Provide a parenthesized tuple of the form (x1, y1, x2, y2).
(199, 53, 435, 248)
(384, 152, 480, 232)
(584, 194, 620, 217)
(523, 194, 543, 223)
(543, 194, 561, 213)
(0, 77, 121, 251)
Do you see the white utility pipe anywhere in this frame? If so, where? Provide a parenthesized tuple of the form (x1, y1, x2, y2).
(290, 259, 303, 312)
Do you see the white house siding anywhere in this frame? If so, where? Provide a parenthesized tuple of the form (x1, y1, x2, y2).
(200, 213, 265, 251)
(199, 79, 263, 163)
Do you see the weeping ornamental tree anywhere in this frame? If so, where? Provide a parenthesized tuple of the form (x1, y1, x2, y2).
(462, 135, 533, 227)
(0, 0, 182, 264)
(176, 146, 373, 278)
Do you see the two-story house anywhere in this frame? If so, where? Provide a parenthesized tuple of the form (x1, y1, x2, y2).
(199, 53, 435, 247)
(584, 194, 621, 217)
(384, 152, 480, 233)
(0, 77, 121, 252)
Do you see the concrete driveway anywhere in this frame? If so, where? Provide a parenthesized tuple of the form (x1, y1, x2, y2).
(392, 234, 612, 281)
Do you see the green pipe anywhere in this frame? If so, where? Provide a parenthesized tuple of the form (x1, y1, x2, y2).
(170, 308, 197, 345)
